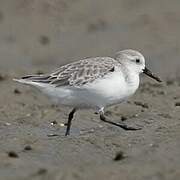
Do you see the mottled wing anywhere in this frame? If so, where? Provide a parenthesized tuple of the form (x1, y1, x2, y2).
(52, 57, 117, 87)
(21, 57, 117, 87)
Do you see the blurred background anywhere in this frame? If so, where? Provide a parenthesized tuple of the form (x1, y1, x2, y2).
(1, 1, 180, 180)
(0, 0, 180, 79)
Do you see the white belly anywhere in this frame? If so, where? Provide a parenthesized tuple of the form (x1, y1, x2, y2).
(83, 70, 139, 107)
(41, 71, 139, 109)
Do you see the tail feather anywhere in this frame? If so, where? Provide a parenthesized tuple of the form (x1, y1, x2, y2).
(13, 78, 36, 85)
(14, 74, 51, 83)
(13, 76, 49, 88)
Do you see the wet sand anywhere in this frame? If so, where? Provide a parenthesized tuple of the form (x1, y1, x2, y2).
(0, 0, 180, 180)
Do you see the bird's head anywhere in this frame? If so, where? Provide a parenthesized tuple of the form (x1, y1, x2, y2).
(115, 49, 162, 82)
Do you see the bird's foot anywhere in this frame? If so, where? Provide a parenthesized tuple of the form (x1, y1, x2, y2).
(100, 113, 141, 131)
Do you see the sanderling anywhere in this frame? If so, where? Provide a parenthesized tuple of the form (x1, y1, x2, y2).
(14, 49, 161, 136)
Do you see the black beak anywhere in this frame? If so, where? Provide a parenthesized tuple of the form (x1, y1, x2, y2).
(143, 67, 162, 82)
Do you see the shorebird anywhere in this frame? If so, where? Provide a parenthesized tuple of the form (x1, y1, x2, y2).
(14, 49, 161, 136)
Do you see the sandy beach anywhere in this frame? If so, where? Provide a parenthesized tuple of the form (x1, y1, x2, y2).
(0, 0, 180, 180)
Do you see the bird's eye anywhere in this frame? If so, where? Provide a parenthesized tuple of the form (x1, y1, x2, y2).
(136, 59, 140, 63)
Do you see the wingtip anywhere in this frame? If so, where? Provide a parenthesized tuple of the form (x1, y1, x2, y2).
(13, 78, 27, 84)
(13, 78, 19, 82)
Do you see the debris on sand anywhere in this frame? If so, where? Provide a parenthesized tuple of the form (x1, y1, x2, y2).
(13, 88, 21, 94)
(175, 102, 180, 107)
(121, 116, 127, 121)
(7, 151, 19, 158)
(47, 134, 59, 137)
(134, 101, 149, 109)
(50, 120, 58, 125)
(24, 145, 32, 151)
(113, 151, 126, 161)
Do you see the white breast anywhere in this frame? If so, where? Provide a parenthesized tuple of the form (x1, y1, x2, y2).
(82, 69, 140, 107)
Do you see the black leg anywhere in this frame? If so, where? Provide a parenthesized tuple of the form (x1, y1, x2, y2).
(99, 111, 141, 131)
(65, 108, 76, 136)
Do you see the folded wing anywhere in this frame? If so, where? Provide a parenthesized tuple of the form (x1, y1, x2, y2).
(19, 57, 117, 87)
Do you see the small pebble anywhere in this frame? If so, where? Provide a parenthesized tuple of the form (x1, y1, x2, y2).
(121, 116, 127, 121)
(175, 102, 180, 107)
(24, 145, 32, 151)
(50, 120, 58, 125)
(113, 151, 126, 161)
(14, 88, 21, 94)
(8, 151, 19, 158)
